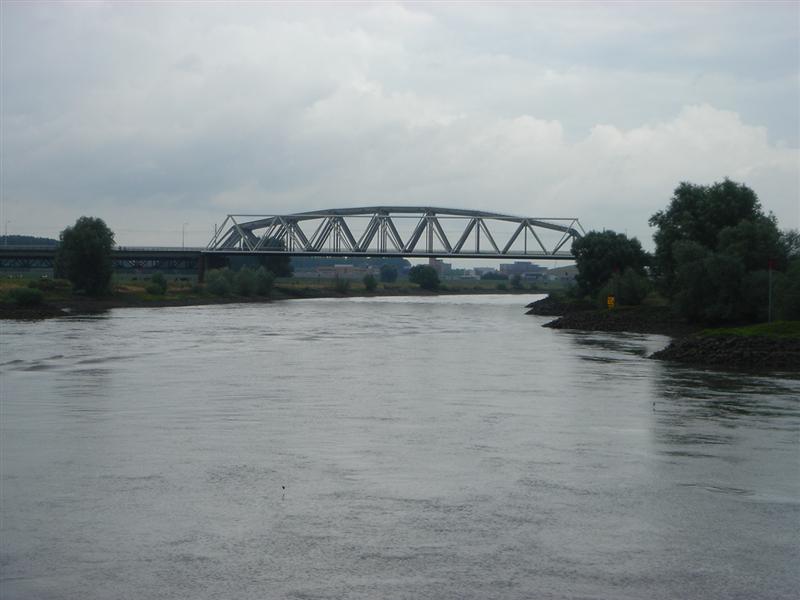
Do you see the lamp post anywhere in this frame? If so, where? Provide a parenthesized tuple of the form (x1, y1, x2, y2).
(182, 222, 189, 250)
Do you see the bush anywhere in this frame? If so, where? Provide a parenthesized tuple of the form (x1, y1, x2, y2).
(333, 277, 350, 294)
(511, 274, 523, 290)
(255, 267, 275, 296)
(597, 267, 651, 307)
(496, 283, 507, 291)
(408, 265, 440, 290)
(148, 272, 168, 295)
(363, 274, 378, 292)
(8, 287, 44, 307)
(235, 267, 257, 296)
(206, 269, 232, 296)
(27, 278, 70, 292)
(379, 264, 398, 283)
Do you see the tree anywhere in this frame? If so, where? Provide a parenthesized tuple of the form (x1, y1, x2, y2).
(379, 264, 398, 283)
(408, 265, 440, 290)
(597, 267, 651, 307)
(206, 269, 232, 296)
(146, 272, 168, 295)
(255, 266, 275, 296)
(571, 230, 649, 298)
(774, 259, 800, 320)
(55, 216, 115, 296)
(649, 179, 766, 293)
(650, 179, 791, 323)
(363, 274, 378, 291)
(780, 229, 800, 259)
(257, 237, 293, 277)
(716, 217, 786, 272)
(259, 255, 293, 278)
(235, 267, 257, 296)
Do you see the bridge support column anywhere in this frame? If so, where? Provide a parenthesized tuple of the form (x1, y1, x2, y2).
(198, 254, 207, 283)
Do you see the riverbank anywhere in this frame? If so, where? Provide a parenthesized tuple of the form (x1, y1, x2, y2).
(650, 326, 800, 370)
(529, 296, 799, 371)
(539, 304, 701, 337)
(0, 279, 542, 320)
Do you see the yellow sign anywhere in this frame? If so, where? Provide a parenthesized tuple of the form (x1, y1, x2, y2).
(607, 295, 616, 309)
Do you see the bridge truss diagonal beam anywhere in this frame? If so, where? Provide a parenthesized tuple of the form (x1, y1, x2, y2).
(206, 207, 584, 260)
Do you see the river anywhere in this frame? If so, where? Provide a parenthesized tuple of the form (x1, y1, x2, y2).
(1, 295, 798, 599)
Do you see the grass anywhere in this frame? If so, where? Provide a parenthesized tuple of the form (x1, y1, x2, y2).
(2, 272, 561, 312)
(700, 321, 800, 339)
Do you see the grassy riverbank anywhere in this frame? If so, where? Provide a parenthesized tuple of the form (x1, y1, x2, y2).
(0, 275, 551, 319)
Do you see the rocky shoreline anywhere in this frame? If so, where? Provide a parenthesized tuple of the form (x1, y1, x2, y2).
(540, 305, 700, 337)
(527, 296, 799, 372)
(651, 335, 800, 370)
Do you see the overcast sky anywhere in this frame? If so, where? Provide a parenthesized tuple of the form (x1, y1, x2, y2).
(2, 1, 798, 249)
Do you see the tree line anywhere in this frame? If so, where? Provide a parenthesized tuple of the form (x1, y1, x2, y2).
(572, 179, 799, 324)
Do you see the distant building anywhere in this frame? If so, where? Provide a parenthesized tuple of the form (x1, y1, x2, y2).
(473, 267, 496, 277)
(547, 265, 578, 281)
(316, 264, 376, 279)
(499, 261, 546, 276)
(428, 257, 453, 278)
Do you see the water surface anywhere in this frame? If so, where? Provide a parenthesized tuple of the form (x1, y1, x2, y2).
(2, 295, 798, 599)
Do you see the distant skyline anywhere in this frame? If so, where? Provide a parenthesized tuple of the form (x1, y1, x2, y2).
(2, 2, 798, 249)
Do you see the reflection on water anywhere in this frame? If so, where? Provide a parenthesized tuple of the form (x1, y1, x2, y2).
(2, 296, 799, 600)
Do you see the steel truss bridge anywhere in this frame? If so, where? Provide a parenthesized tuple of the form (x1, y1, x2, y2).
(207, 207, 583, 260)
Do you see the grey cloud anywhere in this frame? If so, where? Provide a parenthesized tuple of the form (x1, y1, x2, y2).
(1, 2, 797, 247)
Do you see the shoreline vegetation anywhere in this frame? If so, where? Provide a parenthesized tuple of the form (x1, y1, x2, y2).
(527, 296, 799, 372)
(0, 276, 544, 321)
(4, 276, 798, 372)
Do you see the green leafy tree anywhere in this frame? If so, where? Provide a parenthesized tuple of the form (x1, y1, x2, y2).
(55, 216, 115, 296)
(8, 287, 43, 307)
(255, 267, 275, 296)
(597, 267, 651, 307)
(206, 269, 232, 296)
(780, 229, 800, 259)
(649, 179, 766, 293)
(146, 272, 168, 295)
(379, 264, 398, 283)
(363, 274, 378, 292)
(333, 276, 350, 294)
(510, 274, 523, 290)
(235, 267, 257, 296)
(716, 217, 786, 273)
(774, 259, 800, 320)
(572, 230, 649, 298)
(408, 265, 440, 290)
(257, 237, 293, 277)
(650, 180, 791, 323)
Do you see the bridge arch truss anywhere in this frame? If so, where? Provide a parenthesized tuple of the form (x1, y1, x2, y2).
(207, 207, 583, 260)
